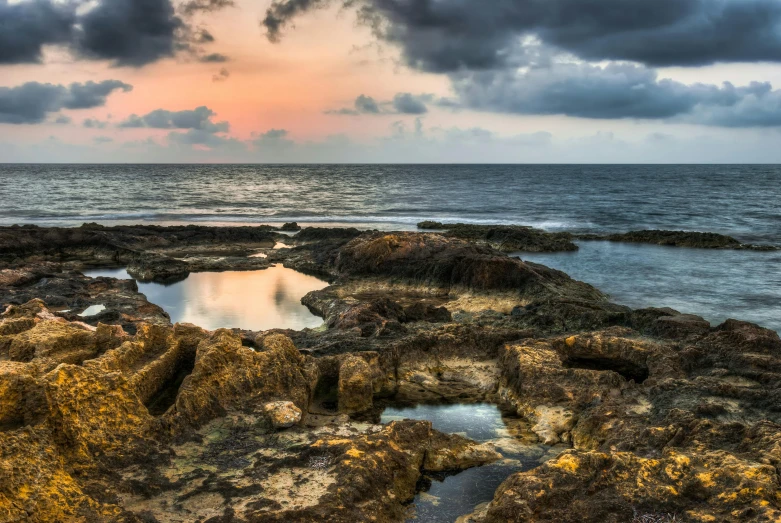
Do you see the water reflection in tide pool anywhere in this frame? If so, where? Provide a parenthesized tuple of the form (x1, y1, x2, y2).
(83, 265, 328, 331)
(381, 404, 558, 522)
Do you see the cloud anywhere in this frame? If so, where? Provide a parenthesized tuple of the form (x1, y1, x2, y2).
(326, 94, 380, 115)
(64, 80, 133, 109)
(93, 136, 113, 144)
(83, 118, 109, 129)
(392, 93, 428, 115)
(75, 0, 184, 67)
(0, 0, 76, 64)
(263, 0, 781, 70)
(119, 106, 229, 132)
(54, 115, 72, 124)
(180, 0, 235, 16)
(168, 129, 241, 148)
(212, 67, 230, 82)
(0, 80, 132, 124)
(355, 95, 381, 114)
(0, 0, 221, 67)
(251, 128, 295, 149)
(263, 0, 329, 43)
(201, 53, 229, 63)
(447, 62, 781, 126)
(327, 93, 431, 115)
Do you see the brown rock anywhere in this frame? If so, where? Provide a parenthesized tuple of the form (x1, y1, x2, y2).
(264, 400, 303, 429)
(338, 354, 375, 413)
(165, 331, 314, 430)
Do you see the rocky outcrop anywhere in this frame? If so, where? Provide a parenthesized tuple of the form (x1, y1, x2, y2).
(473, 319, 781, 521)
(334, 232, 603, 301)
(0, 272, 170, 333)
(472, 448, 781, 522)
(418, 222, 578, 252)
(0, 223, 278, 264)
(1, 225, 780, 522)
(164, 331, 317, 430)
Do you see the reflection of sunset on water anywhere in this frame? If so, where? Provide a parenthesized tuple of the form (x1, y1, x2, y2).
(170, 266, 329, 331)
(83, 265, 329, 331)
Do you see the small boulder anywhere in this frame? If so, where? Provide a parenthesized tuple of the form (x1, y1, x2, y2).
(280, 222, 302, 231)
(338, 355, 374, 413)
(264, 401, 302, 429)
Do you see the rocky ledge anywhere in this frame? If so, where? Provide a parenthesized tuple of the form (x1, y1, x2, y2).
(577, 229, 778, 251)
(0, 225, 779, 522)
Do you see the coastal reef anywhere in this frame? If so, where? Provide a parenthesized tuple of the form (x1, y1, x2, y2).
(0, 224, 780, 522)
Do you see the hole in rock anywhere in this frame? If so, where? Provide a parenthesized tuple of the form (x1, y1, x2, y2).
(0, 417, 25, 432)
(144, 353, 197, 416)
(311, 374, 340, 414)
(83, 265, 328, 331)
(562, 356, 649, 383)
(380, 403, 560, 522)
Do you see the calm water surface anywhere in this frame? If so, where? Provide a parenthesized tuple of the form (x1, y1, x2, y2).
(381, 404, 558, 522)
(83, 266, 328, 331)
(519, 242, 781, 333)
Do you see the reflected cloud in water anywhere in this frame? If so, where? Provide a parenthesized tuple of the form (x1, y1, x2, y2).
(84, 265, 328, 331)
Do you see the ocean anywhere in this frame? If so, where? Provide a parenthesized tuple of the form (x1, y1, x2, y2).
(1, 164, 779, 331)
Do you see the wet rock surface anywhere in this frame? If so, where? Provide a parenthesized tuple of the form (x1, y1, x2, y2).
(0, 225, 779, 522)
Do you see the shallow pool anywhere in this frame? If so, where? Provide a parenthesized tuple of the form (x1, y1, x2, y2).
(83, 265, 328, 331)
(381, 404, 556, 522)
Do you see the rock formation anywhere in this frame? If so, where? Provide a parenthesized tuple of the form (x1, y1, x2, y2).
(0, 224, 779, 522)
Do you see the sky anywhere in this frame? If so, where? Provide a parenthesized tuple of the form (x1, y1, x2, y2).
(3, 0, 781, 163)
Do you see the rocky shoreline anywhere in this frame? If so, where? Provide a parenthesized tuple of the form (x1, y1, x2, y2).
(1, 224, 780, 522)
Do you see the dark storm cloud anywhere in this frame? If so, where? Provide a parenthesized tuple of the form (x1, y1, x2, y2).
(0, 0, 76, 64)
(119, 106, 229, 132)
(0, 80, 132, 124)
(263, 0, 781, 69)
(449, 63, 781, 125)
(75, 0, 184, 66)
(0, 0, 220, 67)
